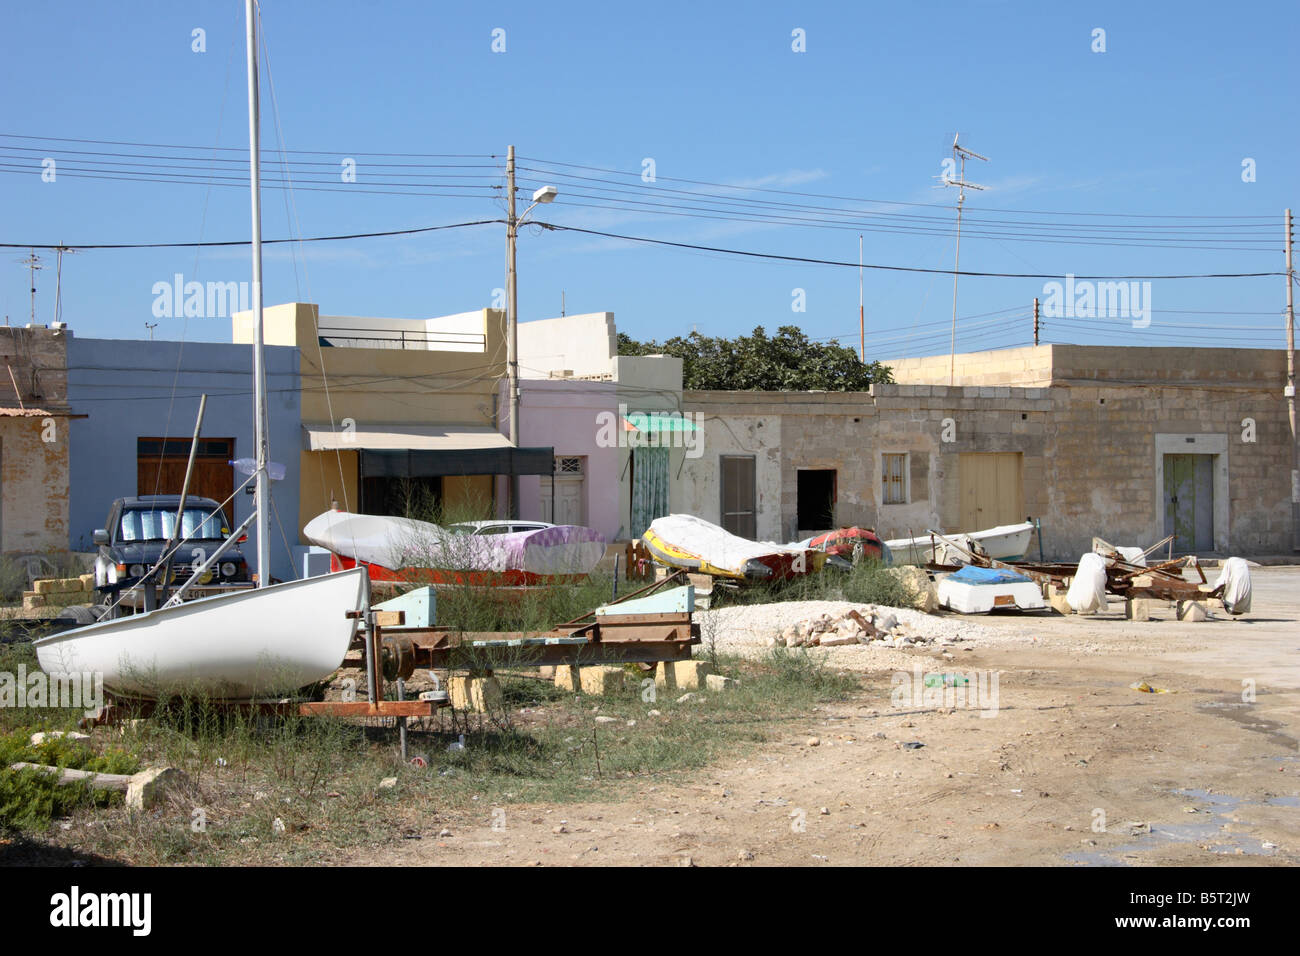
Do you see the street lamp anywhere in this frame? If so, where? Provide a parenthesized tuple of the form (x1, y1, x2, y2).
(505, 144, 558, 518)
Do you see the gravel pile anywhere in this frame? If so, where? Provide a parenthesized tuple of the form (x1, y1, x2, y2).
(698, 600, 994, 648)
(693, 600, 1040, 672)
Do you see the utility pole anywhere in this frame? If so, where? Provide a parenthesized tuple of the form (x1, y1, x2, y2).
(858, 234, 864, 362)
(941, 135, 988, 385)
(1033, 296, 1040, 346)
(1286, 208, 1298, 551)
(506, 145, 521, 519)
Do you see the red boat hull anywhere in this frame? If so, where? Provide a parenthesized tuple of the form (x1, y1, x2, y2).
(329, 554, 587, 587)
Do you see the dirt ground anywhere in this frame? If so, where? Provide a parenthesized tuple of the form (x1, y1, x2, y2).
(345, 567, 1300, 867)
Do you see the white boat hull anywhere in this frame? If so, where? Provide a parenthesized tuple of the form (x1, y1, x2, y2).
(885, 521, 1036, 563)
(33, 568, 369, 700)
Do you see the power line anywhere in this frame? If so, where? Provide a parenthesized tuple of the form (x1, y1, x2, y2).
(518, 154, 1276, 221)
(0, 219, 502, 250)
(530, 222, 1285, 280)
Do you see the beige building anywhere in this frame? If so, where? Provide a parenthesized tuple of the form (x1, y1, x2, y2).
(233, 303, 519, 537)
(0, 325, 77, 555)
(679, 345, 1294, 558)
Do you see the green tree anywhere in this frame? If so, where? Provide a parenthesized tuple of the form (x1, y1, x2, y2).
(617, 327, 892, 391)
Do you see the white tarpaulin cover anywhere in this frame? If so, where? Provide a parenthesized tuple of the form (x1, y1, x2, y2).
(303, 511, 605, 576)
(646, 514, 802, 576)
(1214, 557, 1252, 614)
(1066, 552, 1109, 613)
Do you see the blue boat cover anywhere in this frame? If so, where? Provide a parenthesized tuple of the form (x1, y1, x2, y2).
(948, 565, 1032, 585)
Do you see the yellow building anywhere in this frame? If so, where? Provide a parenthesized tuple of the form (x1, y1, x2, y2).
(233, 302, 549, 540)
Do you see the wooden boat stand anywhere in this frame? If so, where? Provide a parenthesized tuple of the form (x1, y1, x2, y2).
(349, 572, 701, 678)
(922, 529, 1223, 605)
(83, 579, 699, 739)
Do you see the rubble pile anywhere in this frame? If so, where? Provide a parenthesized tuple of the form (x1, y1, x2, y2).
(775, 606, 940, 649)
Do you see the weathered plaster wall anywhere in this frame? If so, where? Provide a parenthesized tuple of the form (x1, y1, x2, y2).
(675, 413, 783, 542)
(0, 327, 70, 554)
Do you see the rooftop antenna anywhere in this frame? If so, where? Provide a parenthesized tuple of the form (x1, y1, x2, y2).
(561, 290, 565, 316)
(52, 245, 76, 326)
(16, 249, 42, 324)
(145, 322, 158, 341)
(937, 134, 988, 385)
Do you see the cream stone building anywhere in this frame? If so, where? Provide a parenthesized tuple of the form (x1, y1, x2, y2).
(677, 345, 1293, 558)
(233, 303, 553, 538)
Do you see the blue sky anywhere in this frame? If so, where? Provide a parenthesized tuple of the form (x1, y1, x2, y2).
(2, 0, 1296, 358)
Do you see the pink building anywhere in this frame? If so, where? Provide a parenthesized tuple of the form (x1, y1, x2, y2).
(497, 378, 621, 543)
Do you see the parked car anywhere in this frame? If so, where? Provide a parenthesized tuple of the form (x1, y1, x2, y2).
(446, 519, 555, 536)
(93, 495, 250, 594)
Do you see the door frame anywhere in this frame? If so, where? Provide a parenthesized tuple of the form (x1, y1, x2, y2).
(1153, 434, 1228, 553)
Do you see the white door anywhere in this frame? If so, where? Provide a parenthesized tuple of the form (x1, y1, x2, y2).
(541, 456, 587, 526)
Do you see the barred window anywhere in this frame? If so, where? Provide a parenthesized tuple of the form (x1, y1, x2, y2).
(882, 453, 908, 505)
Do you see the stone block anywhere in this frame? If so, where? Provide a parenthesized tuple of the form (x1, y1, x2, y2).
(1176, 601, 1208, 623)
(705, 674, 738, 692)
(1125, 598, 1153, 622)
(1049, 594, 1074, 616)
(450, 675, 504, 712)
(126, 767, 189, 811)
(553, 666, 580, 692)
(580, 665, 626, 695)
(656, 659, 715, 691)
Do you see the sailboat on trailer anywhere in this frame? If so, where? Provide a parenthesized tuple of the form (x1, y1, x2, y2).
(34, 1, 368, 700)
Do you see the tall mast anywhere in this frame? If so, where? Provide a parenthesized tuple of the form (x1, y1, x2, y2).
(246, 0, 270, 587)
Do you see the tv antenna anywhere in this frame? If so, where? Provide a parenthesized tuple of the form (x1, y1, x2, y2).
(15, 249, 42, 324)
(52, 246, 76, 326)
(145, 322, 158, 341)
(937, 134, 989, 385)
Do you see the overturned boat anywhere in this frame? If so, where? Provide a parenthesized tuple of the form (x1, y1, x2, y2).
(303, 511, 607, 586)
(797, 526, 889, 564)
(885, 520, 1036, 564)
(642, 514, 829, 581)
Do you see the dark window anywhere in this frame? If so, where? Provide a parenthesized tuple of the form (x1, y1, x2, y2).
(720, 455, 756, 539)
(361, 476, 442, 518)
(797, 469, 836, 531)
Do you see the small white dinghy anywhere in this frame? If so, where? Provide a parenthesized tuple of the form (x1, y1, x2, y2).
(936, 565, 1045, 614)
(886, 521, 1036, 564)
(34, 567, 369, 699)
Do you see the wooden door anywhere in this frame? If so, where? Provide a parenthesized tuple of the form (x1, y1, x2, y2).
(958, 452, 1023, 531)
(137, 438, 236, 524)
(720, 455, 756, 539)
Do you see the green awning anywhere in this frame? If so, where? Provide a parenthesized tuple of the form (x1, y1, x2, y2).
(623, 412, 698, 433)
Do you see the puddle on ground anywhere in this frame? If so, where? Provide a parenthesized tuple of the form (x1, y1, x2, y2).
(1065, 787, 1290, 866)
(1196, 698, 1298, 752)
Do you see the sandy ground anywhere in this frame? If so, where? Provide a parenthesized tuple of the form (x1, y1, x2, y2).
(344, 568, 1300, 867)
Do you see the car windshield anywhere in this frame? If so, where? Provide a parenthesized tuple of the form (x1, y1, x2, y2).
(118, 507, 226, 543)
